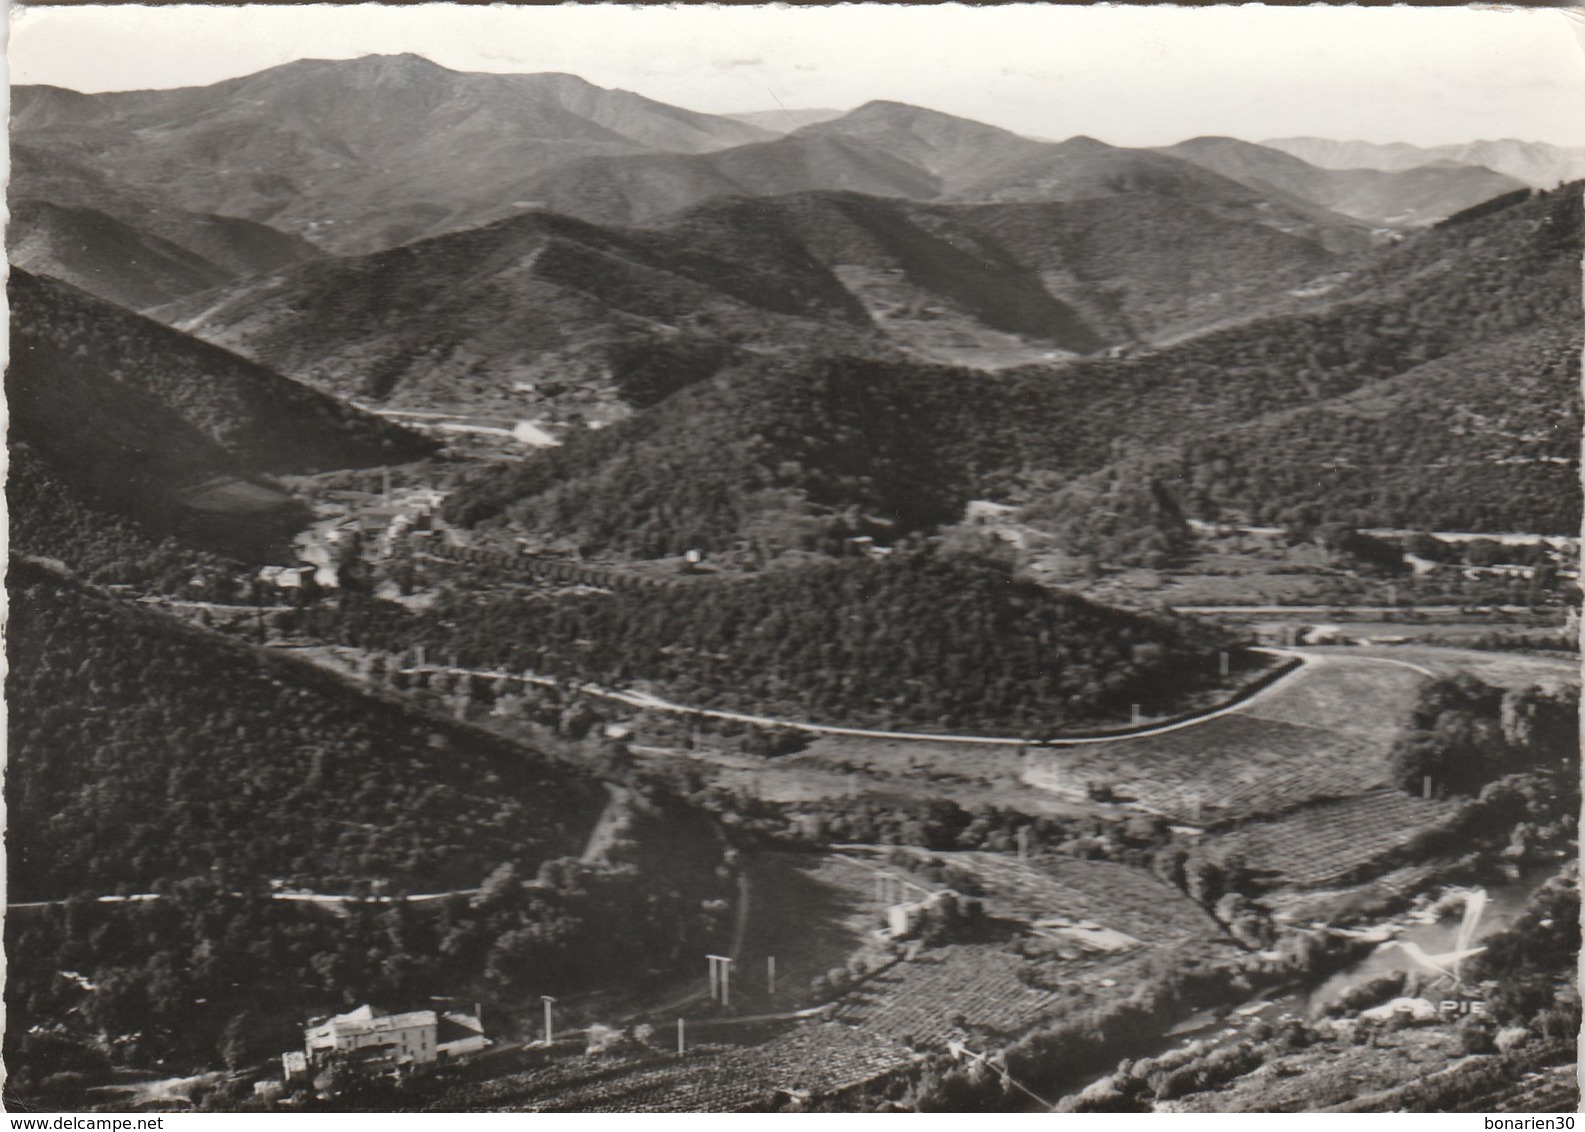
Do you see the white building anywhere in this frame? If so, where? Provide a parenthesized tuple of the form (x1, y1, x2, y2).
(296, 1004, 488, 1074)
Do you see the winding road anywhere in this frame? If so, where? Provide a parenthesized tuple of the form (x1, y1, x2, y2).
(375, 646, 1321, 749)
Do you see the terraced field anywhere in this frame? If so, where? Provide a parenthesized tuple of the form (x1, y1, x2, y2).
(1024, 653, 1430, 825)
(833, 944, 1061, 1048)
(1001, 856, 1222, 943)
(924, 852, 1219, 944)
(1211, 789, 1459, 888)
(425, 1022, 918, 1112)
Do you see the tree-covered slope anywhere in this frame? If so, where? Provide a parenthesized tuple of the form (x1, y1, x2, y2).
(6, 559, 606, 900)
(8, 270, 433, 551)
(444, 183, 1581, 558)
(309, 554, 1239, 735)
(1028, 321, 1583, 549)
(10, 269, 433, 476)
(443, 352, 1010, 555)
(154, 205, 882, 410)
(7, 443, 247, 593)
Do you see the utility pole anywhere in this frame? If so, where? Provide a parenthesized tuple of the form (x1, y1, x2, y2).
(677, 1018, 686, 1055)
(767, 956, 776, 997)
(541, 996, 555, 1046)
(707, 955, 733, 1006)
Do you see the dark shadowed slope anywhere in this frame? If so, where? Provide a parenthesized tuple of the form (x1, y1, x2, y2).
(6, 557, 603, 899)
(8, 199, 241, 311)
(657, 192, 1105, 353)
(8, 270, 433, 547)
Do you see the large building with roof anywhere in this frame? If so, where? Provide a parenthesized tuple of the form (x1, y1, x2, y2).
(286, 1004, 488, 1078)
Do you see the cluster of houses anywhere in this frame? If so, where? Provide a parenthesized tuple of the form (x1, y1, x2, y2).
(280, 1004, 489, 1083)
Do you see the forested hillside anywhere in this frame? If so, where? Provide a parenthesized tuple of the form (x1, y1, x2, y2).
(446, 183, 1580, 558)
(8, 444, 246, 593)
(444, 352, 1011, 554)
(6, 560, 606, 900)
(306, 554, 1239, 734)
(154, 204, 886, 410)
(10, 269, 433, 476)
(1029, 321, 1582, 552)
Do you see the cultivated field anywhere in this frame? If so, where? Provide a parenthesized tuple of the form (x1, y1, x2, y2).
(1024, 652, 1430, 825)
(1211, 789, 1458, 888)
(833, 944, 1061, 1048)
(423, 1021, 918, 1112)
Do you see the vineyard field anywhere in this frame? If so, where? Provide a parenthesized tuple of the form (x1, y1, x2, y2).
(1212, 789, 1460, 888)
(425, 1022, 917, 1112)
(1239, 655, 1428, 735)
(1026, 714, 1386, 824)
(832, 943, 1061, 1048)
(1024, 653, 1431, 825)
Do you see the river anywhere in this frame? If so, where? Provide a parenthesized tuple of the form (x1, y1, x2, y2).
(1139, 862, 1560, 1063)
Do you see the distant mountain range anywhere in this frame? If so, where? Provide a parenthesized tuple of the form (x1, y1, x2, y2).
(13, 54, 778, 253)
(724, 107, 847, 133)
(1156, 136, 1526, 228)
(1260, 137, 1585, 188)
(12, 52, 1577, 562)
(15, 53, 1544, 266)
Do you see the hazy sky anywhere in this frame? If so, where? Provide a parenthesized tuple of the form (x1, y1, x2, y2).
(10, 4, 1585, 147)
